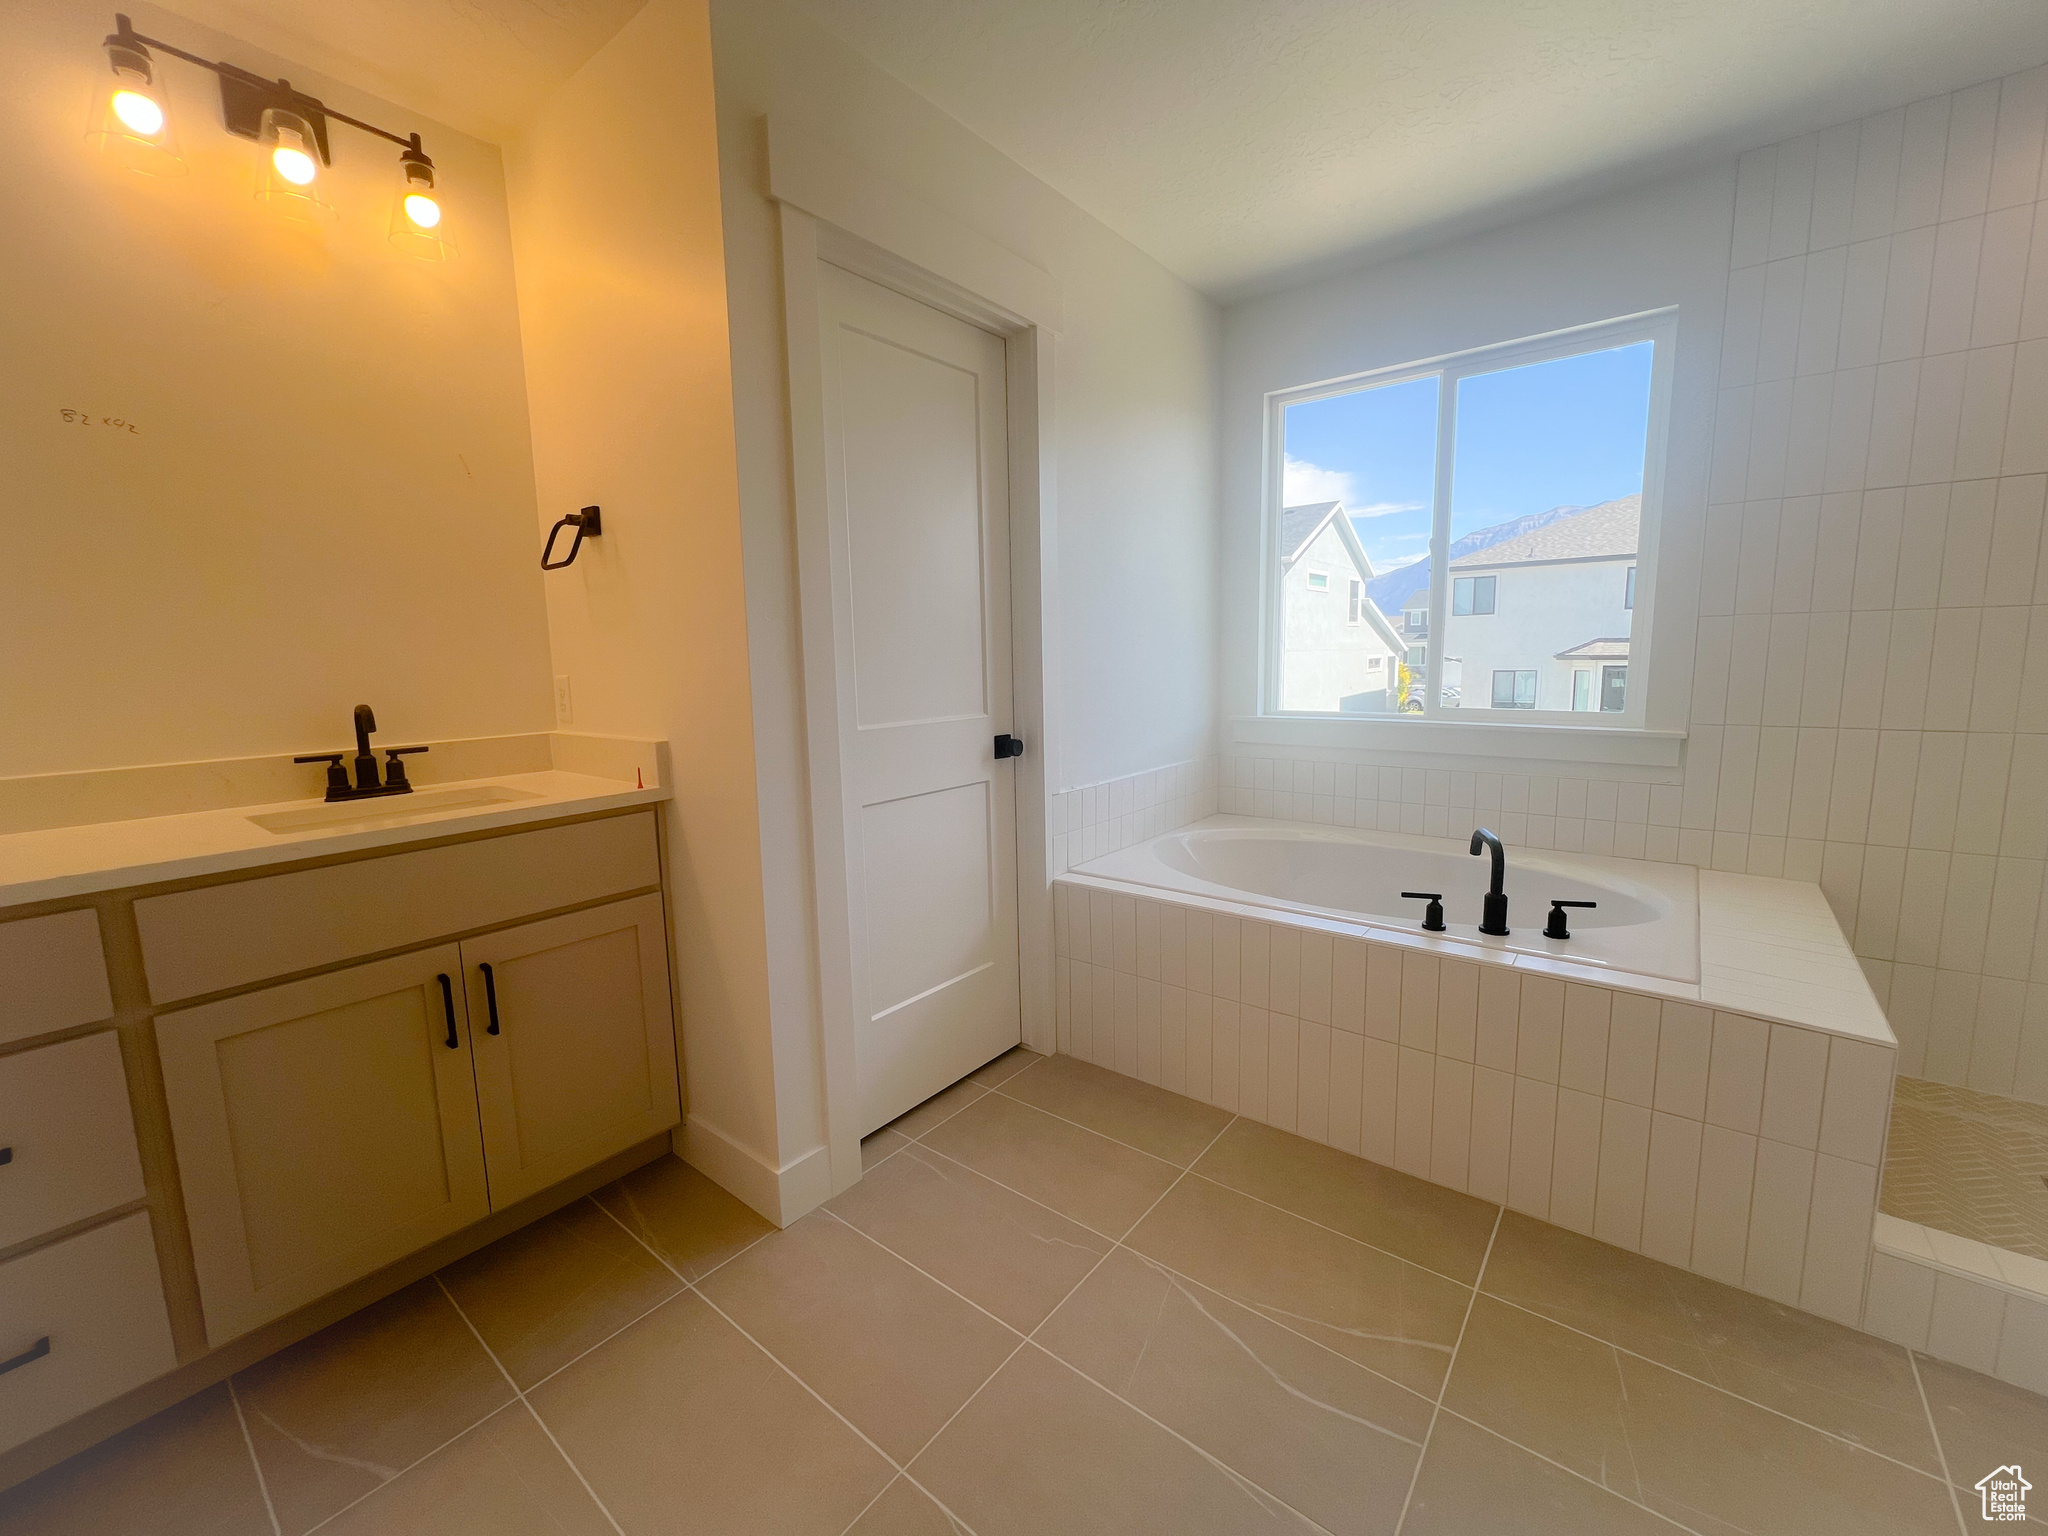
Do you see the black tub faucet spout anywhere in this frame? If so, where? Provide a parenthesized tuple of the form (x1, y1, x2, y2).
(1470, 828, 1510, 936)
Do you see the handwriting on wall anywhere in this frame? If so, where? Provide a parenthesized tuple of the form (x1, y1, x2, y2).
(59, 409, 140, 434)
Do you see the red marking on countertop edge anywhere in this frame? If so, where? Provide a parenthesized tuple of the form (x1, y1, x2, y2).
(637, 768, 643, 788)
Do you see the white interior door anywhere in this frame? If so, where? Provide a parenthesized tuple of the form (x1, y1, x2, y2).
(820, 263, 1021, 1135)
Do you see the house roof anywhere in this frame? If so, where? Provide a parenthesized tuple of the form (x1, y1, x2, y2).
(1280, 502, 1342, 563)
(1451, 494, 1640, 569)
(1280, 501, 1408, 655)
(1555, 638, 1631, 660)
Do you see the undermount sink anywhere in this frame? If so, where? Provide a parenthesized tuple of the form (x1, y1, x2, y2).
(247, 785, 542, 834)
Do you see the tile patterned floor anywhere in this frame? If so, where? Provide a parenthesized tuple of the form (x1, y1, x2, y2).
(1882, 1076, 2048, 1261)
(5, 1047, 2043, 1534)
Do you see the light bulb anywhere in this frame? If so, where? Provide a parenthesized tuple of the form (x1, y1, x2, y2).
(389, 143, 450, 260)
(402, 191, 441, 228)
(272, 136, 317, 186)
(111, 88, 163, 136)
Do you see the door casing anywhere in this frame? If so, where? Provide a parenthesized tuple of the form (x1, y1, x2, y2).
(773, 138, 1061, 1200)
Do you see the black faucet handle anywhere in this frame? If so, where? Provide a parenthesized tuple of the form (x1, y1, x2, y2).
(1400, 892, 1447, 933)
(382, 746, 428, 790)
(1544, 899, 1598, 940)
(294, 753, 350, 796)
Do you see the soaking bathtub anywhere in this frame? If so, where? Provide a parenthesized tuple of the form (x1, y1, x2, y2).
(1071, 815, 1700, 984)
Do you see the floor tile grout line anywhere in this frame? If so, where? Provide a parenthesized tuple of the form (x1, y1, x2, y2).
(225, 1376, 283, 1536)
(428, 1272, 630, 1536)
(883, 1114, 1248, 1532)
(1907, 1349, 1972, 1536)
(817, 1206, 1032, 1342)
(1475, 1289, 1962, 1483)
(1017, 1335, 1345, 1536)
(893, 1137, 1136, 1244)
(1392, 1202, 1502, 1536)
(291, 1401, 523, 1536)
(1176, 1166, 1495, 1291)
(1427, 1408, 1709, 1535)
(1096, 1235, 1440, 1411)
(973, 1080, 1206, 1172)
(588, 1185, 776, 1287)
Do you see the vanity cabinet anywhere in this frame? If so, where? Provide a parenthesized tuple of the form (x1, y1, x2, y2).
(156, 947, 494, 1345)
(466, 893, 677, 1208)
(150, 816, 680, 1345)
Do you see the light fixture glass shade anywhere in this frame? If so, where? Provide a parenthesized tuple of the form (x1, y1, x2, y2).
(86, 44, 185, 176)
(256, 106, 333, 220)
(388, 148, 449, 260)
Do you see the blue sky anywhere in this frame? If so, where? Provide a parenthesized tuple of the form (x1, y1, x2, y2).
(1282, 341, 1654, 572)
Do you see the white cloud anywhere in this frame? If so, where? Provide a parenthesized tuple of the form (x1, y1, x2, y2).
(1350, 500, 1425, 518)
(1281, 454, 1355, 505)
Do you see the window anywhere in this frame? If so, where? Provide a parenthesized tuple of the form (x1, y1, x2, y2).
(1602, 664, 1627, 712)
(1306, 570, 1329, 592)
(1492, 670, 1537, 709)
(1367, 655, 1383, 670)
(1269, 315, 1666, 725)
(1452, 575, 1496, 616)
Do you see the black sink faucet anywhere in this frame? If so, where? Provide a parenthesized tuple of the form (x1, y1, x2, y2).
(294, 704, 427, 803)
(352, 704, 382, 794)
(1470, 828, 1510, 935)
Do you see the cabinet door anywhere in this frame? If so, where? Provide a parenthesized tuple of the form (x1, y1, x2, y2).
(463, 894, 679, 1208)
(157, 946, 488, 1344)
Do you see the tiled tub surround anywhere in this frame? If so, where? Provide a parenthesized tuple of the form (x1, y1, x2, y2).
(1050, 869, 1898, 1335)
(1882, 1075, 2048, 1258)
(1049, 755, 1218, 876)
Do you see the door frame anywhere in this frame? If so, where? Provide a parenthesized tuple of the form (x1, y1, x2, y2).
(770, 119, 1062, 1197)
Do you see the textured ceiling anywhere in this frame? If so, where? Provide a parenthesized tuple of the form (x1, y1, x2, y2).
(156, 0, 647, 142)
(797, 0, 2048, 298)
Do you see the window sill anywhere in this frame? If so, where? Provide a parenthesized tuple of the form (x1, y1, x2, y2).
(1232, 714, 1686, 768)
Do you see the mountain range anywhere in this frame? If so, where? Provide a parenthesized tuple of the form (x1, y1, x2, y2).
(1363, 502, 1598, 614)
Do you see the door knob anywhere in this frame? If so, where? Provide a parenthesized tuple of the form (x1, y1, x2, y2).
(993, 734, 1024, 760)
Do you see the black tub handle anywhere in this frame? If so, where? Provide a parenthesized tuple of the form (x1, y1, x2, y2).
(480, 962, 501, 1035)
(541, 506, 602, 570)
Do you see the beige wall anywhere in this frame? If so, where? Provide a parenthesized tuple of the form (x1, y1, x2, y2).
(709, 0, 1222, 1175)
(505, 2, 780, 1169)
(0, 0, 553, 777)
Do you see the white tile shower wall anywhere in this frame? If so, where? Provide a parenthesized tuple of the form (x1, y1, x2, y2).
(1052, 881, 1896, 1327)
(1228, 65, 2048, 1103)
(1050, 756, 1218, 875)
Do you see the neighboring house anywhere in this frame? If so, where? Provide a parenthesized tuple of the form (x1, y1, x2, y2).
(1395, 588, 1461, 709)
(1442, 494, 1639, 712)
(1277, 501, 1406, 712)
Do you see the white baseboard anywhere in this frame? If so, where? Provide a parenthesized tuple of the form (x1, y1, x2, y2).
(676, 1116, 833, 1227)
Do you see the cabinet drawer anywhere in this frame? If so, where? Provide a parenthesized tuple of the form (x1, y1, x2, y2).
(0, 1212, 176, 1455)
(136, 811, 661, 1004)
(0, 1032, 147, 1250)
(0, 910, 111, 1047)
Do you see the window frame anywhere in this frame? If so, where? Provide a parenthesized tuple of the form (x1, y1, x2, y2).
(1261, 309, 1676, 735)
(1451, 574, 1496, 616)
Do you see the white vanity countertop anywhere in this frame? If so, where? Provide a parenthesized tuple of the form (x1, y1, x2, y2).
(0, 770, 669, 908)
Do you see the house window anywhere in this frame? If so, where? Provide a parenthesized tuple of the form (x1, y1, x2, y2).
(1368, 655, 1383, 670)
(1306, 570, 1329, 592)
(1601, 664, 1627, 712)
(1492, 670, 1538, 709)
(1451, 575, 1496, 615)
(1348, 579, 1363, 623)
(1269, 314, 1666, 725)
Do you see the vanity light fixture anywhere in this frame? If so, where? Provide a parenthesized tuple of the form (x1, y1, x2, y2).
(89, 13, 450, 256)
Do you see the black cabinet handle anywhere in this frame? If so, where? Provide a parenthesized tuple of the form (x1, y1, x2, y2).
(437, 974, 458, 1049)
(0, 1337, 49, 1377)
(479, 963, 501, 1035)
(0, 1146, 12, 1166)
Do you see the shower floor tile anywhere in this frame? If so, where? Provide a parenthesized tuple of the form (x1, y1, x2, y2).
(6, 1050, 2039, 1535)
(1880, 1075, 2048, 1261)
